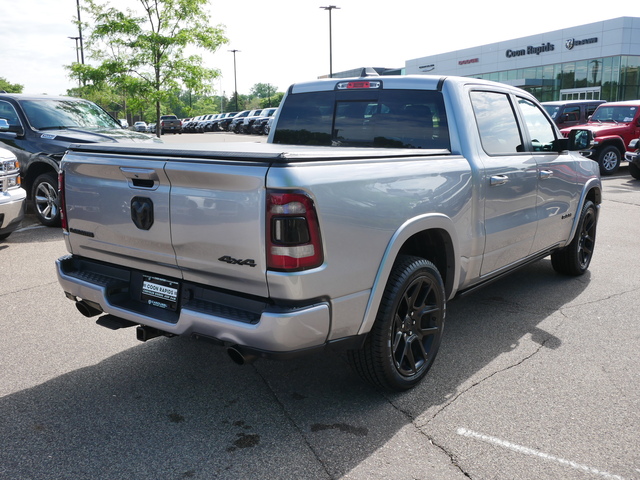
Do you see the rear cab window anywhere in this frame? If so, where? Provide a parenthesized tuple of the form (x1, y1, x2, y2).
(273, 87, 450, 150)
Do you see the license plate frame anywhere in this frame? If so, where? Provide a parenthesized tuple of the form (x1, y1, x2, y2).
(141, 275, 180, 311)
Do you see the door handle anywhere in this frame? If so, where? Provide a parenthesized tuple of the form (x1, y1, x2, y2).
(120, 167, 159, 189)
(490, 175, 509, 186)
(120, 167, 158, 180)
(540, 170, 553, 180)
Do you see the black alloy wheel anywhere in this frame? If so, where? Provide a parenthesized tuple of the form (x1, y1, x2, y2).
(348, 255, 446, 391)
(551, 200, 597, 276)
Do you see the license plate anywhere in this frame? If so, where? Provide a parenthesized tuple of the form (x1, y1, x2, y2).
(141, 275, 179, 310)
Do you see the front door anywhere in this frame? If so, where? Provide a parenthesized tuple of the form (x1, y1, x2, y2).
(516, 97, 581, 252)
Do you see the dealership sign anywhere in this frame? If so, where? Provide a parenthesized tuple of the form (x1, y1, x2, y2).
(505, 42, 555, 58)
(505, 35, 599, 58)
(565, 37, 598, 49)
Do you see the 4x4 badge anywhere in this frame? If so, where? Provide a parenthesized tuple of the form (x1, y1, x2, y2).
(218, 256, 257, 268)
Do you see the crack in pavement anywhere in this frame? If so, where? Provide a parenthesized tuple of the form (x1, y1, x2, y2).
(379, 314, 573, 479)
(252, 365, 334, 480)
(0, 280, 61, 298)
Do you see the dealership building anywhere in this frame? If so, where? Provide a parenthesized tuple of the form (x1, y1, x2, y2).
(402, 17, 640, 102)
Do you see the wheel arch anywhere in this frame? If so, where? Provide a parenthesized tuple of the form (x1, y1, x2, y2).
(357, 214, 459, 336)
(23, 155, 59, 197)
(595, 137, 625, 156)
(566, 181, 602, 245)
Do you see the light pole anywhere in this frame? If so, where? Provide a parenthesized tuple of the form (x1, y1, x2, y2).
(68, 36, 81, 87)
(68, 36, 81, 64)
(76, 0, 85, 64)
(229, 49, 240, 111)
(320, 5, 340, 78)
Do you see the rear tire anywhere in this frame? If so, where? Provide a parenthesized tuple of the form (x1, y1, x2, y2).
(551, 200, 597, 276)
(348, 256, 446, 391)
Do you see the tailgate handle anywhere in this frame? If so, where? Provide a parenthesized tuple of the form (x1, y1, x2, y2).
(120, 167, 159, 189)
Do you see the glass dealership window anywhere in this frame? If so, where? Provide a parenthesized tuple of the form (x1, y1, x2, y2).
(561, 62, 575, 90)
(469, 55, 640, 101)
(621, 56, 640, 100)
(588, 59, 603, 87)
(575, 61, 588, 88)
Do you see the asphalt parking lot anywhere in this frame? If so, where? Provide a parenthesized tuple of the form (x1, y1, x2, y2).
(1, 135, 638, 480)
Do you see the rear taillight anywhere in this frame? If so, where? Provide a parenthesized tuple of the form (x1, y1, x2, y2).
(58, 170, 67, 232)
(267, 191, 323, 271)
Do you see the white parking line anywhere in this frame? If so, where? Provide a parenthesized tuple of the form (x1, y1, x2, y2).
(457, 427, 627, 480)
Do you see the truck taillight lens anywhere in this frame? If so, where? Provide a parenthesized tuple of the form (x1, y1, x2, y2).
(58, 170, 67, 232)
(267, 191, 323, 271)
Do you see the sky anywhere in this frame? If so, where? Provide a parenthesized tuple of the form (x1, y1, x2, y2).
(0, 0, 637, 99)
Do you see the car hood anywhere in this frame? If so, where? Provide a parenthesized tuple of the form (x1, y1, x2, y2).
(561, 122, 631, 137)
(37, 127, 159, 144)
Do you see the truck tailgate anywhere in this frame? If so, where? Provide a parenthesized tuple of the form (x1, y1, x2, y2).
(63, 152, 178, 277)
(165, 160, 269, 297)
(62, 149, 270, 297)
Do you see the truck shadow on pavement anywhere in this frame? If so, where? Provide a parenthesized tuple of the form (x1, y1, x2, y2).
(0, 260, 590, 480)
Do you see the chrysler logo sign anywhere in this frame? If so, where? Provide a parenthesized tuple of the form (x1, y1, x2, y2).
(565, 37, 598, 50)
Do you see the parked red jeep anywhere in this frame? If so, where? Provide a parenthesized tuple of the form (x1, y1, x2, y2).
(561, 101, 640, 175)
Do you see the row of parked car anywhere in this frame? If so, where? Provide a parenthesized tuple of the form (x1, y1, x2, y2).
(133, 121, 157, 133)
(182, 107, 279, 135)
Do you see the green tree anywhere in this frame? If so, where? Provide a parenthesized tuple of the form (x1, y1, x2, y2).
(250, 83, 278, 99)
(259, 92, 284, 109)
(250, 83, 282, 109)
(69, 0, 228, 137)
(0, 77, 24, 93)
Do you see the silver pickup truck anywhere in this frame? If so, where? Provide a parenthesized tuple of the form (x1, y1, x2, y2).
(56, 75, 601, 391)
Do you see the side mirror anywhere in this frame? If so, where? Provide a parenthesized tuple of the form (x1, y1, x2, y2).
(568, 129, 594, 151)
(0, 118, 23, 137)
(0, 118, 17, 139)
(628, 138, 639, 150)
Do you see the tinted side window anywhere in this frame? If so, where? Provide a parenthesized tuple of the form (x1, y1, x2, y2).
(470, 91, 523, 155)
(585, 105, 599, 117)
(517, 98, 557, 152)
(0, 101, 21, 127)
(563, 106, 580, 122)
